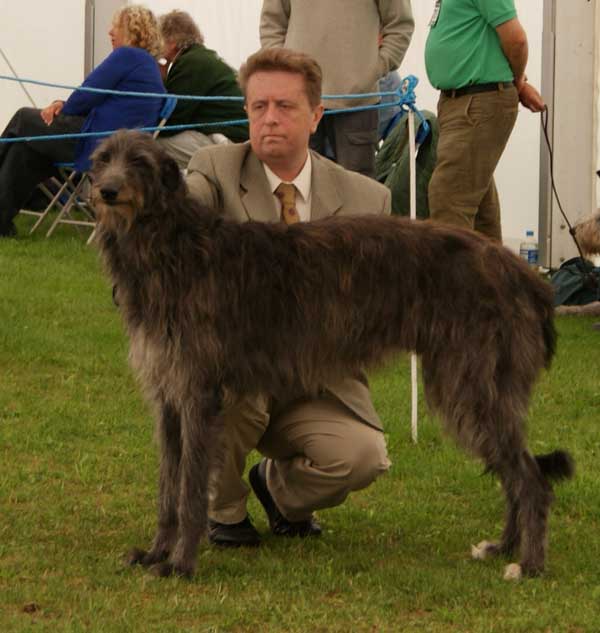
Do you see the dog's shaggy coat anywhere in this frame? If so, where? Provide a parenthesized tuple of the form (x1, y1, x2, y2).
(89, 130, 573, 580)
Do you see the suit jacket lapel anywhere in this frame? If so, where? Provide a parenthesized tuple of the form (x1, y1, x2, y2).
(239, 151, 279, 222)
(310, 153, 343, 221)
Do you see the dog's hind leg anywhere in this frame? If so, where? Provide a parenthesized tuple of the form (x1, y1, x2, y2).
(471, 425, 554, 580)
(471, 461, 521, 563)
(153, 388, 224, 579)
(501, 450, 554, 580)
(129, 400, 182, 568)
(422, 343, 552, 580)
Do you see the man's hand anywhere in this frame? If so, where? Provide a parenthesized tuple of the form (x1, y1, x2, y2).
(40, 100, 64, 126)
(518, 82, 545, 113)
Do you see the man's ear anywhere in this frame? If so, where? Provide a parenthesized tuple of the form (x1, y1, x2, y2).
(311, 102, 325, 134)
(161, 156, 182, 192)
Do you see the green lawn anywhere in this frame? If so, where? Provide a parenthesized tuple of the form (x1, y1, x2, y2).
(1, 218, 599, 632)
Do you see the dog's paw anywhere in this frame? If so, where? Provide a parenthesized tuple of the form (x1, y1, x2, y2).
(503, 563, 522, 581)
(471, 540, 498, 560)
(150, 561, 194, 579)
(126, 547, 150, 566)
(126, 547, 169, 568)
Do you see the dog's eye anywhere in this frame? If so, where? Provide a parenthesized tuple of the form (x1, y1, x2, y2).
(131, 155, 150, 169)
(95, 151, 111, 164)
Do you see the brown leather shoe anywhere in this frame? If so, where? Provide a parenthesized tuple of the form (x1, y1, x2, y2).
(208, 516, 261, 547)
(249, 459, 322, 537)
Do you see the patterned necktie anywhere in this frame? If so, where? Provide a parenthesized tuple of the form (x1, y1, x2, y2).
(275, 182, 300, 225)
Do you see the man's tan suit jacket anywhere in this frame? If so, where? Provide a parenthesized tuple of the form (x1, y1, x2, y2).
(186, 142, 391, 430)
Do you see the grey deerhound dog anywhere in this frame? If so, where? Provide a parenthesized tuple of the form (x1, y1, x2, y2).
(89, 130, 573, 581)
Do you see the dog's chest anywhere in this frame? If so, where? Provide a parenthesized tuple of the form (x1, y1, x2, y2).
(128, 326, 181, 399)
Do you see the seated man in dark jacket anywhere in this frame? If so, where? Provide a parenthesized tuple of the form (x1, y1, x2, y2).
(157, 10, 249, 169)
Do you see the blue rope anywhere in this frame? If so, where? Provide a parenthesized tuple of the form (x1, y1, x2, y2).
(0, 73, 430, 145)
(0, 73, 403, 103)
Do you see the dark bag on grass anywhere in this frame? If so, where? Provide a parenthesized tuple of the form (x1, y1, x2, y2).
(550, 257, 600, 306)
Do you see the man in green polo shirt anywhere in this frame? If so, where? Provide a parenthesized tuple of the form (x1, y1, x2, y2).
(425, 0, 544, 241)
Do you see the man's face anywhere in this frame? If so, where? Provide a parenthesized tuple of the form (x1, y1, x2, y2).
(245, 71, 323, 168)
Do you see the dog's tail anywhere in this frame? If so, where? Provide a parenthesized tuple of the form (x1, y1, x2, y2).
(536, 450, 575, 482)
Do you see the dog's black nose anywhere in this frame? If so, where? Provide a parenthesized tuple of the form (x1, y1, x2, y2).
(100, 187, 119, 203)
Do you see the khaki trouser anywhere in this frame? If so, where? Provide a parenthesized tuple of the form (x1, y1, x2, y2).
(428, 85, 519, 241)
(209, 394, 391, 524)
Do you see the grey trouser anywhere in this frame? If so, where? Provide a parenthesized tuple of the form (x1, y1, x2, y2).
(157, 130, 231, 170)
(209, 394, 390, 523)
(310, 108, 379, 178)
(428, 85, 519, 241)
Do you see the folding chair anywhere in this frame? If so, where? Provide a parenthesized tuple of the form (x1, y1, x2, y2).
(28, 96, 178, 243)
(19, 176, 70, 225)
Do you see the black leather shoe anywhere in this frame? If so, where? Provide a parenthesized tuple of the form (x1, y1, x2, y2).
(249, 459, 322, 537)
(208, 516, 261, 547)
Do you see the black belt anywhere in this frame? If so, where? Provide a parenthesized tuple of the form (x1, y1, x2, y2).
(441, 82, 514, 98)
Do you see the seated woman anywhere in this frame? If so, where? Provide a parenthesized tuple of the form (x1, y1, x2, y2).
(0, 5, 166, 237)
(156, 10, 249, 169)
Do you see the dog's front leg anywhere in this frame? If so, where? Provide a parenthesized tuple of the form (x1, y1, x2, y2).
(153, 388, 223, 579)
(129, 401, 182, 568)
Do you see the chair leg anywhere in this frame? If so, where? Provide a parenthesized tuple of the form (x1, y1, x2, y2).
(29, 177, 73, 234)
(46, 178, 86, 237)
(86, 227, 97, 245)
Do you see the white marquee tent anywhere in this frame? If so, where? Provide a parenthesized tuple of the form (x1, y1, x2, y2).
(0, 0, 598, 262)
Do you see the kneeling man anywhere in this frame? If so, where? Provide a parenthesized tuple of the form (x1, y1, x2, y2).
(187, 47, 392, 546)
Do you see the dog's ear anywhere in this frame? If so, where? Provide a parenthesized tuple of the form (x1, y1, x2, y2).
(161, 156, 183, 192)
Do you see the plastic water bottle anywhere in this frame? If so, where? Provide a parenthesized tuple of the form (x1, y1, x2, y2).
(519, 230, 539, 269)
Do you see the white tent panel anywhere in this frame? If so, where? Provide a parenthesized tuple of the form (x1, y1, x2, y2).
(0, 0, 588, 253)
(0, 1, 85, 116)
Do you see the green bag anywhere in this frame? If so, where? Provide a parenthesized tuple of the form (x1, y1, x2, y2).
(375, 110, 439, 219)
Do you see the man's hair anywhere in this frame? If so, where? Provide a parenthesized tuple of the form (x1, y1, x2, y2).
(239, 48, 322, 108)
(158, 10, 204, 49)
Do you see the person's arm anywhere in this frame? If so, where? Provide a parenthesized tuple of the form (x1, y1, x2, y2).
(186, 151, 222, 209)
(377, 0, 415, 77)
(259, 0, 291, 48)
(495, 18, 527, 90)
(61, 48, 131, 117)
(496, 18, 545, 112)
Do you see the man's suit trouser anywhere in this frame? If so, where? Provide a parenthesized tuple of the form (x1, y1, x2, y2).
(210, 393, 390, 523)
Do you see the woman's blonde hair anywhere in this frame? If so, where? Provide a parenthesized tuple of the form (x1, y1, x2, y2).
(113, 5, 162, 59)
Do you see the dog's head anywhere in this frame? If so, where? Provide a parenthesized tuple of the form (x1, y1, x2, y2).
(574, 210, 600, 257)
(90, 130, 183, 235)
